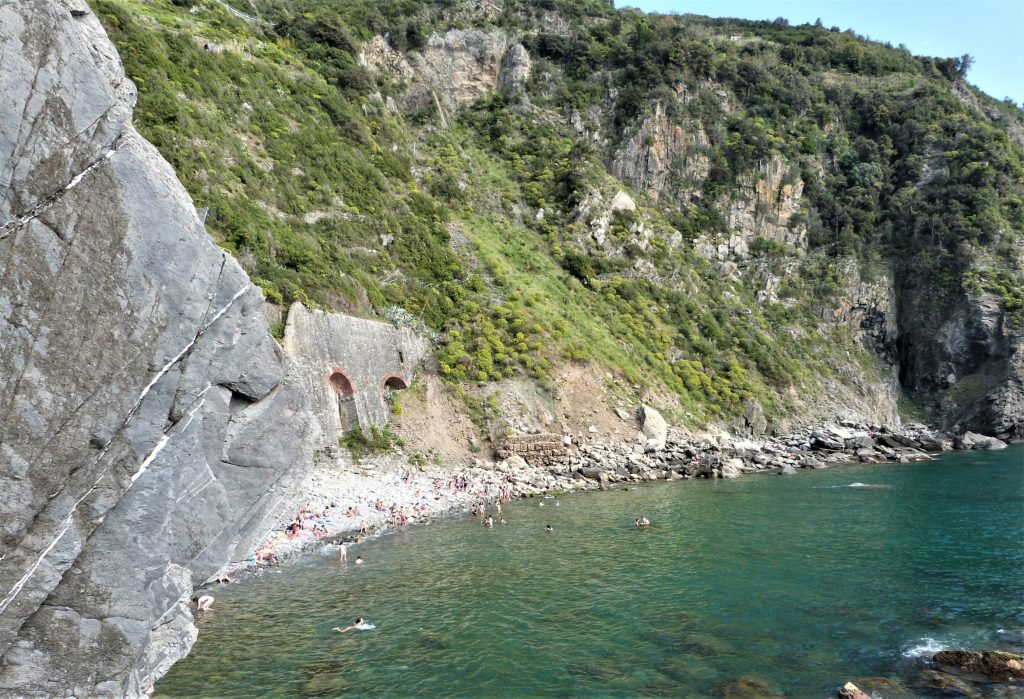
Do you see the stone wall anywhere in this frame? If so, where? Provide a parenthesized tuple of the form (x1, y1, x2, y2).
(495, 433, 569, 466)
(0, 2, 315, 695)
(283, 303, 427, 446)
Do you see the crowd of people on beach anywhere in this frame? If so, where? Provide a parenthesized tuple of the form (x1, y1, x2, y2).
(232, 466, 560, 587)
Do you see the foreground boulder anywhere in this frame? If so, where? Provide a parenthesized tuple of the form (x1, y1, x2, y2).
(932, 650, 1024, 682)
(639, 404, 668, 452)
(954, 432, 1008, 450)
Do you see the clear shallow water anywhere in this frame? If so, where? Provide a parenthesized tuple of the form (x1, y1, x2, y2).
(158, 448, 1024, 698)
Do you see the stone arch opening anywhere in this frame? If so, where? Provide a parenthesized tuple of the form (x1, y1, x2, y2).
(327, 369, 358, 434)
(329, 371, 355, 396)
(382, 375, 408, 391)
(381, 374, 408, 415)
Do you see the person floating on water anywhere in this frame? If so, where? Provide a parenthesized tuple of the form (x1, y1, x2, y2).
(355, 555, 364, 565)
(545, 524, 553, 532)
(333, 617, 374, 633)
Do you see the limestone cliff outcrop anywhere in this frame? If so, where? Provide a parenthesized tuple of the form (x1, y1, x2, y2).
(693, 154, 807, 260)
(0, 1, 315, 695)
(611, 101, 710, 202)
(362, 30, 532, 120)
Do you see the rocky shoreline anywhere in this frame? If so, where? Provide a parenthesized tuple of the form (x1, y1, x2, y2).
(212, 408, 1009, 584)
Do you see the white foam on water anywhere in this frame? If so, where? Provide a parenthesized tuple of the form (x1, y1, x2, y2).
(902, 637, 946, 658)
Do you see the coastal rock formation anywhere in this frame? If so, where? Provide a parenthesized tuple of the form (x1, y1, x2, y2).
(362, 29, 532, 119)
(0, 1, 314, 695)
(692, 154, 807, 261)
(954, 431, 1008, 450)
(898, 279, 1024, 441)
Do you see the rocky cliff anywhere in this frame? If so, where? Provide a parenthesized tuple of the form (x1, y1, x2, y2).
(0, 1, 315, 695)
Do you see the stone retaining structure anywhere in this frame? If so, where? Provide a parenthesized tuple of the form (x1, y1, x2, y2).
(283, 303, 426, 448)
(494, 432, 568, 465)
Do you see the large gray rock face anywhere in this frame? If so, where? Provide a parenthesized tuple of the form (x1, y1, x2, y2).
(898, 280, 1024, 441)
(0, 1, 314, 695)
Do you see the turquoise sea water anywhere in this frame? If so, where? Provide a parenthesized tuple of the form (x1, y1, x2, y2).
(157, 447, 1023, 698)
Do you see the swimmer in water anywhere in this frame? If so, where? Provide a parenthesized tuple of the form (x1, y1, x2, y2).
(334, 617, 367, 633)
(544, 524, 553, 532)
(195, 595, 214, 611)
(355, 555, 364, 565)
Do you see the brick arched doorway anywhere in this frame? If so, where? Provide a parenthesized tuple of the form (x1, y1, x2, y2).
(327, 369, 358, 434)
(381, 373, 408, 414)
(381, 374, 409, 392)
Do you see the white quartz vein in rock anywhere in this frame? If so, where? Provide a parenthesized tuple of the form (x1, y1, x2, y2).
(0, 282, 248, 618)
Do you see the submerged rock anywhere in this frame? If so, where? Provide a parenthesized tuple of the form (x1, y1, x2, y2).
(848, 676, 915, 698)
(721, 676, 784, 698)
(912, 668, 980, 697)
(932, 650, 1024, 682)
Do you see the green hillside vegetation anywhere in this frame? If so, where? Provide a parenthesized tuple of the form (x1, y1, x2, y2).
(91, 0, 1024, 427)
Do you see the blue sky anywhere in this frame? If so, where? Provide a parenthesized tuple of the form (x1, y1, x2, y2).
(618, 1, 1023, 106)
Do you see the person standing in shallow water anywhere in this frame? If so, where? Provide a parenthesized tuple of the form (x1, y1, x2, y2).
(339, 543, 347, 562)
